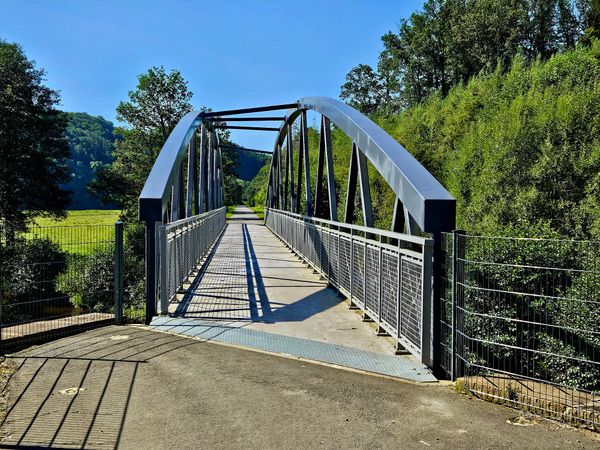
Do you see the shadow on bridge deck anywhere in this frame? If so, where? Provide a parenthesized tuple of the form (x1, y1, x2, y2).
(156, 206, 435, 382)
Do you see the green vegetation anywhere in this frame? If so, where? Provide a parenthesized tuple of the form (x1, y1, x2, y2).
(383, 42, 600, 240)
(32, 210, 120, 227)
(0, 40, 71, 241)
(226, 206, 236, 219)
(341, 0, 600, 113)
(64, 112, 115, 209)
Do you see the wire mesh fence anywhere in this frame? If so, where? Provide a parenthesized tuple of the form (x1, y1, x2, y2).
(0, 220, 147, 350)
(441, 232, 600, 428)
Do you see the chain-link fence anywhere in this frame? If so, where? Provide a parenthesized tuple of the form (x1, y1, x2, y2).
(440, 232, 599, 428)
(0, 220, 147, 350)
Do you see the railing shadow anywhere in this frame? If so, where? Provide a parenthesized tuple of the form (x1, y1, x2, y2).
(171, 220, 342, 326)
(0, 326, 198, 450)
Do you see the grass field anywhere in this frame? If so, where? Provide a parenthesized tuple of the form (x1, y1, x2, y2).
(28, 210, 122, 255)
(32, 210, 121, 227)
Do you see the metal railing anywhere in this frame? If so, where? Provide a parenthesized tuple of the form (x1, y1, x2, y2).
(266, 208, 434, 365)
(157, 207, 226, 314)
(440, 231, 600, 427)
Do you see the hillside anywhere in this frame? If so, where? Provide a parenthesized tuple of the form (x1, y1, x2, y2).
(247, 42, 600, 239)
(235, 150, 271, 181)
(63, 112, 115, 209)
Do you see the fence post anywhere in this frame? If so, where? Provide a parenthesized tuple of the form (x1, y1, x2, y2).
(421, 239, 434, 367)
(114, 221, 124, 325)
(159, 225, 169, 315)
(451, 230, 466, 380)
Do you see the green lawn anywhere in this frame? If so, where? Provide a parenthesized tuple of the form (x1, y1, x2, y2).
(32, 210, 121, 227)
(28, 210, 122, 255)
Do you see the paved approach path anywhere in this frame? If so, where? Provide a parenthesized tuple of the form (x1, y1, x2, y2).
(156, 205, 437, 382)
(1, 326, 598, 449)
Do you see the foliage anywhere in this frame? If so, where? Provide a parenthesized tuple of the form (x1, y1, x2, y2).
(0, 40, 71, 241)
(90, 66, 194, 221)
(57, 242, 144, 314)
(235, 150, 271, 181)
(0, 238, 68, 324)
(341, 0, 593, 113)
(244, 159, 271, 207)
(63, 112, 115, 209)
(386, 41, 600, 239)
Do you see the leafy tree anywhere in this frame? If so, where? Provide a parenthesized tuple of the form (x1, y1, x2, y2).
(0, 41, 71, 242)
(90, 66, 193, 220)
(340, 64, 385, 114)
(342, 0, 587, 112)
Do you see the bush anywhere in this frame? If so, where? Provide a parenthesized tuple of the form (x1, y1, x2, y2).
(2, 237, 67, 303)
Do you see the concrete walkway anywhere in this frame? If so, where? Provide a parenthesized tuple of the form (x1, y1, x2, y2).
(162, 205, 434, 380)
(1, 326, 598, 449)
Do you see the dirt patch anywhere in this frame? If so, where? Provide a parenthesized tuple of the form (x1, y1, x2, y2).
(457, 374, 600, 429)
(0, 357, 17, 439)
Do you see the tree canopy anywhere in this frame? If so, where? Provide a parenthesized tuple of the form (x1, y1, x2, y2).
(0, 40, 71, 241)
(90, 66, 194, 220)
(341, 0, 599, 113)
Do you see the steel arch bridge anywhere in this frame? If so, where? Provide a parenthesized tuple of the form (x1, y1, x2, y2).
(139, 97, 455, 373)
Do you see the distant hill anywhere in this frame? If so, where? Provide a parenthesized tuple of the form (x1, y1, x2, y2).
(63, 112, 115, 209)
(235, 150, 271, 181)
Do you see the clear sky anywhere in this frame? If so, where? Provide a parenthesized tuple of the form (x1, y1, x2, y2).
(1, 0, 422, 149)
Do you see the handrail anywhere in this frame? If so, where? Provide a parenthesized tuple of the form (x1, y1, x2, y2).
(265, 208, 428, 246)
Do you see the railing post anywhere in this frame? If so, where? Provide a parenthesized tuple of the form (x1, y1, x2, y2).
(158, 225, 169, 315)
(421, 239, 435, 367)
(451, 230, 466, 380)
(114, 221, 124, 325)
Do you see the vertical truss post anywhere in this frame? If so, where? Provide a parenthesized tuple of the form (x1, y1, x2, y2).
(198, 125, 207, 213)
(277, 144, 283, 209)
(207, 133, 214, 211)
(315, 115, 337, 221)
(300, 110, 313, 216)
(296, 120, 303, 214)
(323, 116, 337, 221)
(287, 124, 296, 213)
(344, 143, 359, 224)
(186, 133, 196, 217)
(284, 138, 289, 210)
(315, 116, 326, 218)
(356, 144, 373, 228)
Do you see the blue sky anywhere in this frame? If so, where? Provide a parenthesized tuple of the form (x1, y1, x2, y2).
(1, 0, 422, 149)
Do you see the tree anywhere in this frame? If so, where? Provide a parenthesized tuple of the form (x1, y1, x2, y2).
(341, 0, 587, 112)
(90, 66, 193, 220)
(339, 64, 384, 114)
(0, 41, 71, 242)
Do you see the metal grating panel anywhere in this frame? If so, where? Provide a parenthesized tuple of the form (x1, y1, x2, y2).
(365, 244, 380, 317)
(339, 236, 352, 292)
(400, 256, 422, 350)
(352, 241, 365, 307)
(150, 316, 435, 382)
(380, 250, 398, 333)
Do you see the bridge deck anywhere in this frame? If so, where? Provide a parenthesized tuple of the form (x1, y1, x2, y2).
(151, 206, 435, 382)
